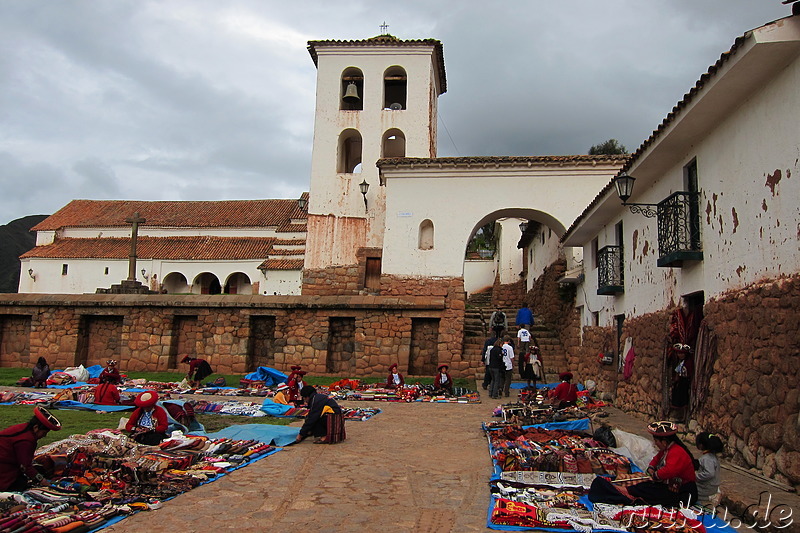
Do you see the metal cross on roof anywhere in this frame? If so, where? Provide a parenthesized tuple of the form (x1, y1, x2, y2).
(380, 21, 389, 34)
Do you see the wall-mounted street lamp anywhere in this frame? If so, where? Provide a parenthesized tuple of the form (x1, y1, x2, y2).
(359, 179, 369, 209)
(28, 268, 35, 281)
(297, 196, 307, 211)
(613, 172, 658, 218)
(519, 221, 529, 233)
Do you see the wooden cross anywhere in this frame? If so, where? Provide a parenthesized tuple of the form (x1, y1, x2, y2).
(380, 21, 389, 35)
(125, 212, 146, 281)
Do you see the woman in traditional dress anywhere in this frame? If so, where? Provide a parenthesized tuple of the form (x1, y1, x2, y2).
(386, 364, 404, 389)
(433, 364, 453, 394)
(294, 386, 346, 444)
(125, 391, 168, 445)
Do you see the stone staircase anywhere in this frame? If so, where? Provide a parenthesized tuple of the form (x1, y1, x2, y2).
(464, 292, 568, 383)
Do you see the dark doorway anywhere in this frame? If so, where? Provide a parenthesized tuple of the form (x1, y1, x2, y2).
(365, 258, 381, 291)
(169, 316, 198, 369)
(0, 315, 31, 366)
(408, 318, 440, 376)
(76, 316, 123, 367)
(326, 318, 356, 374)
(248, 316, 276, 372)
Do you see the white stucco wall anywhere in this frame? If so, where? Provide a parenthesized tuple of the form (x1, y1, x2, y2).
(464, 260, 495, 296)
(305, 44, 441, 268)
(570, 32, 800, 325)
(19, 258, 303, 295)
(382, 163, 620, 278)
(496, 219, 525, 284)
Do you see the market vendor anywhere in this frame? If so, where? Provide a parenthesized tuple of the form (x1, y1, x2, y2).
(288, 370, 308, 406)
(182, 356, 213, 388)
(433, 364, 453, 394)
(94, 374, 121, 405)
(294, 385, 346, 444)
(125, 391, 169, 445)
(589, 421, 697, 508)
(99, 359, 122, 385)
(273, 383, 290, 405)
(31, 357, 51, 388)
(549, 371, 578, 408)
(0, 406, 61, 491)
(386, 364, 404, 389)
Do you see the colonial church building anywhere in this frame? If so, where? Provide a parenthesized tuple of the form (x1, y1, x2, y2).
(4, 15, 800, 487)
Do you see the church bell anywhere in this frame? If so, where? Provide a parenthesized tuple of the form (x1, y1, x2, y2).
(343, 82, 360, 102)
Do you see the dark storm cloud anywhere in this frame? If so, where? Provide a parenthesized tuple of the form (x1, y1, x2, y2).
(0, 0, 791, 223)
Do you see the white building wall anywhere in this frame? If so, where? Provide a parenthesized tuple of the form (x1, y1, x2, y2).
(463, 260, 495, 296)
(496, 218, 524, 284)
(382, 165, 619, 278)
(575, 43, 800, 323)
(305, 44, 440, 268)
(20, 257, 303, 295)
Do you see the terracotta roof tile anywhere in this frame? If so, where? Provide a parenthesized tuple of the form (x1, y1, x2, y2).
(377, 154, 629, 169)
(308, 36, 446, 94)
(32, 199, 309, 231)
(21, 236, 280, 261)
(276, 223, 308, 233)
(258, 259, 304, 270)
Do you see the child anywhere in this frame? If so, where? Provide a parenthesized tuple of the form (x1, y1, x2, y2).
(695, 432, 723, 505)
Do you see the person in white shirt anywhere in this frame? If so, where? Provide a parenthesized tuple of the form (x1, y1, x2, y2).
(516, 326, 531, 376)
(501, 338, 515, 398)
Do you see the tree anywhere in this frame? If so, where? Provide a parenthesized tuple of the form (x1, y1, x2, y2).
(588, 138, 628, 155)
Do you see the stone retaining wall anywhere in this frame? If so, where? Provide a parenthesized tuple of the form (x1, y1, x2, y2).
(0, 293, 472, 378)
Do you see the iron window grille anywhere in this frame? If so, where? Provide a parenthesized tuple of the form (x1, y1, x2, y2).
(597, 245, 624, 295)
(657, 191, 703, 267)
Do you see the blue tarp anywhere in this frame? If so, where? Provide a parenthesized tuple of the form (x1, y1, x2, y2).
(243, 366, 288, 386)
(53, 400, 134, 412)
(511, 382, 585, 390)
(204, 423, 299, 447)
(260, 398, 293, 416)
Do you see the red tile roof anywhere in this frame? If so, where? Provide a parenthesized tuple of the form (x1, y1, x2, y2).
(20, 236, 297, 262)
(258, 259, 305, 270)
(377, 154, 629, 169)
(32, 199, 309, 231)
(308, 35, 447, 94)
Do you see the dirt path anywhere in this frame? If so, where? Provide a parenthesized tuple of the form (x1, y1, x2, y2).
(105, 400, 496, 533)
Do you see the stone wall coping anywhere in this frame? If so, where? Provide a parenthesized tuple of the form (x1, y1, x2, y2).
(0, 293, 446, 310)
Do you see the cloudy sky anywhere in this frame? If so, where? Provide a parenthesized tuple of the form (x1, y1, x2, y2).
(1, 0, 792, 224)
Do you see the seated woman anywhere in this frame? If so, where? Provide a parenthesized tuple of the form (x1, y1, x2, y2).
(294, 385, 345, 444)
(93, 375, 121, 405)
(125, 391, 168, 445)
(433, 364, 453, 394)
(99, 359, 122, 385)
(386, 364, 404, 389)
(273, 383, 290, 405)
(31, 357, 51, 388)
(549, 372, 578, 408)
(589, 421, 697, 508)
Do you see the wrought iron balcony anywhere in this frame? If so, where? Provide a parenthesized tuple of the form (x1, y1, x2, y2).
(657, 191, 703, 267)
(597, 245, 624, 295)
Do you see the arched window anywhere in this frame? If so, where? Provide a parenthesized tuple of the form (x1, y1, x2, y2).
(224, 272, 252, 295)
(418, 219, 434, 250)
(338, 129, 362, 173)
(340, 67, 363, 111)
(383, 66, 407, 110)
(382, 128, 406, 158)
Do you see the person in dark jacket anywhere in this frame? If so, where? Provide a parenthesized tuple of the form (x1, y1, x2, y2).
(182, 356, 213, 388)
(294, 386, 345, 444)
(31, 357, 50, 388)
(488, 339, 505, 399)
(99, 359, 122, 385)
(0, 407, 61, 491)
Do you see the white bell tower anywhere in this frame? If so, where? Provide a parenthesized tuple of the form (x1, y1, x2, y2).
(303, 35, 447, 273)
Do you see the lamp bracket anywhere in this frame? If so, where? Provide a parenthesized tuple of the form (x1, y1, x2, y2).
(623, 202, 658, 218)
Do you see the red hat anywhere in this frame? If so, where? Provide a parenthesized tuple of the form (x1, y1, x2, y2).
(34, 406, 61, 431)
(290, 365, 302, 371)
(135, 390, 159, 408)
(106, 359, 117, 366)
(389, 364, 398, 372)
(181, 356, 192, 363)
(438, 364, 449, 371)
(297, 370, 308, 376)
(647, 420, 678, 437)
(558, 372, 573, 381)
